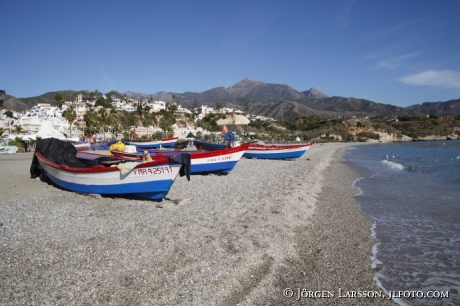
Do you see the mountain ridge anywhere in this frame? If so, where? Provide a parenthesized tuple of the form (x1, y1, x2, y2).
(2, 78, 459, 120)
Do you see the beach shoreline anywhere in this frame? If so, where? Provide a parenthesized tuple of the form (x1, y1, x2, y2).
(0, 143, 394, 305)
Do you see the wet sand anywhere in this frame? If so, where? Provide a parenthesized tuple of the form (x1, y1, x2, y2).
(0, 144, 394, 305)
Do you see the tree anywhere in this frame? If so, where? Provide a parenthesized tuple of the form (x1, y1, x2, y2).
(137, 101, 143, 117)
(95, 96, 112, 108)
(0, 99, 3, 108)
(10, 136, 24, 149)
(159, 116, 174, 133)
(5, 110, 13, 118)
(13, 125, 23, 134)
(141, 113, 155, 137)
(55, 93, 64, 109)
(120, 112, 136, 139)
(81, 90, 90, 101)
(63, 106, 77, 137)
(105, 94, 113, 106)
(83, 108, 100, 136)
(166, 102, 178, 116)
(98, 108, 117, 140)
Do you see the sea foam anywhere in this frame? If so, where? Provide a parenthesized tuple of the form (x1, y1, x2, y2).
(381, 159, 404, 171)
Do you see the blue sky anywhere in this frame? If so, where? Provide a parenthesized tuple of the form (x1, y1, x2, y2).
(1, 0, 460, 107)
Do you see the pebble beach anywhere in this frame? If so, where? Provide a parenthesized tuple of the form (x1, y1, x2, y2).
(0, 143, 395, 305)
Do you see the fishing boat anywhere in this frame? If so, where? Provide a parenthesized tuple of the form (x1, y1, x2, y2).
(111, 145, 247, 174)
(124, 136, 179, 149)
(0, 145, 18, 154)
(242, 142, 313, 159)
(30, 138, 190, 200)
(72, 141, 91, 151)
(90, 140, 119, 151)
(193, 140, 228, 151)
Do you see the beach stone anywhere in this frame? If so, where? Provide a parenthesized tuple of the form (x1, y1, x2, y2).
(0, 143, 392, 305)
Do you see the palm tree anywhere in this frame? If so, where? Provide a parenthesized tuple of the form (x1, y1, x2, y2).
(98, 108, 117, 140)
(83, 108, 100, 137)
(63, 106, 77, 137)
(166, 102, 178, 116)
(140, 113, 152, 136)
(13, 125, 23, 134)
(81, 90, 90, 101)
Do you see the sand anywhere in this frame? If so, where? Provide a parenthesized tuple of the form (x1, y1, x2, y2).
(0, 144, 395, 305)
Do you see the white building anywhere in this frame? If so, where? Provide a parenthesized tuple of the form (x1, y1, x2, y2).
(148, 101, 166, 112)
(177, 106, 192, 114)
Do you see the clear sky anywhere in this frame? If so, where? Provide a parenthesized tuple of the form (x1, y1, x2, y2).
(1, 0, 460, 107)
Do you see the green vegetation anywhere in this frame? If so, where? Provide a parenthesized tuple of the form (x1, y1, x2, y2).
(198, 114, 221, 132)
(54, 93, 64, 108)
(391, 115, 458, 139)
(62, 106, 77, 137)
(81, 104, 179, 140)
(356, 131, 380, 141)
(243, 115, 460, 142)
(6, 86, 460, 143)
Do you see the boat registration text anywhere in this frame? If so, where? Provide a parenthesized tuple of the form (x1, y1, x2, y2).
(133, 166, 173, 175)
(206, 156, 231, 162)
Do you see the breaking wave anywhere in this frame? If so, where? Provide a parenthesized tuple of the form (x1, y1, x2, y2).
(381, 159, 405, 171)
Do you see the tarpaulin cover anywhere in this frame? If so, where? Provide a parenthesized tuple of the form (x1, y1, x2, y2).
(169, 153, 191, 181)
(30, 138, 124, 178)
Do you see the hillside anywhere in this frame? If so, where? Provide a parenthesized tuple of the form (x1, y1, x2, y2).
(229, 100, 335, 120)
(5, 78, 460, 117)
(19, 90, 80, 109)
(405, 99, 460, 115)
(298, 96, 410, 116)
(302, 87, 328, 98)
(0, 93, 29, 112)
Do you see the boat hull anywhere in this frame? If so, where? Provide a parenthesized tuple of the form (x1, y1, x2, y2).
(36, 153, 181, 200)
(112, 146, 246, 174)
(0, 146, 18, 154)
(242, 143, 312, 160)
(72, 142, 91, 151)
(193, 140, 227, 151)
(125, 137, 178, 149)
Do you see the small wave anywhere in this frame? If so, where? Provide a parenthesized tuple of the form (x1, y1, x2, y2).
(352, 177, 365, 196)
(381, 159, 405, 171)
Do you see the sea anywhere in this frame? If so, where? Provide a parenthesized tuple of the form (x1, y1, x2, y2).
(342, 140, 460, 306)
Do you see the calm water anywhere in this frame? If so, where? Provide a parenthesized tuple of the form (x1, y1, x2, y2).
(343, 140, 460, 305)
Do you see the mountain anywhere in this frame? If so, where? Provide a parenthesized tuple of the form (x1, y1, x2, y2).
(302, 87, 328, 98)
(18, 90, 80, 110)
(405, 99, 460, 115)
(6, 78, 460, 118)
(0, 93, 29, 112)
(298, 96, 410, 117)
(124, 91, 200, 105)
(226, 78, 305, 101)
(226, 98, 336, 120)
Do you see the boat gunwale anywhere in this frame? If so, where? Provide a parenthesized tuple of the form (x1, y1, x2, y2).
(34, 152, 173, 174)
(244, 143, 313, 151)
(112, 145, 247, 160)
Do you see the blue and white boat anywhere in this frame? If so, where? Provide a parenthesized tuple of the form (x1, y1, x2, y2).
(124, 137, 178, 149)
(111, 145, 247, 174)
(193, 139, 228, 151)
(31, 138, 190, 200)
(242, 143, 313, 160)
